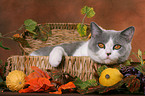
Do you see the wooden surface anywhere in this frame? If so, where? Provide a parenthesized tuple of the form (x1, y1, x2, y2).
(0, 92, 144, 96)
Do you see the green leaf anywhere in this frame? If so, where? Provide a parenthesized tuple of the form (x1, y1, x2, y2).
(135, 65, 145, 75)
(124, 60, 131, 66)
(77, 23, 87, 37)
(24, 19, 37, 34)
(80, 79, 98, 90)
(0, 41, 10, 50)
(138, 49, 142, 58)
(75, 78, 98, 94)
(138, 49, 144, 64)
(97, 65, 108, 76)
(74, 78, 83, 87)
(81, 6, 95, 18)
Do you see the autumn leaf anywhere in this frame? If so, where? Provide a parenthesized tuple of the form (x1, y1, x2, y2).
(81, 6, 95, 18)
(77, 23, 87, 37)
(19, 78, 54, 93)
(25, 66, 51, 81)
(19, 66, 55, 93)
(124, 75, 140, 93)
(77, 6, 95, 37)
(49, 82, 76, 94)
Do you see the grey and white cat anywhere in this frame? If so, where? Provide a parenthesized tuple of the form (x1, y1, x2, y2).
(30, 22, 135, 67)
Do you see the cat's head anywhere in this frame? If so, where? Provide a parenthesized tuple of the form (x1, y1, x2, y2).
(88, 22, 135, 64)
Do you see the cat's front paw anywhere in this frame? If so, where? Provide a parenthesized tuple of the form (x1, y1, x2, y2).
(49, 46, 67, 67)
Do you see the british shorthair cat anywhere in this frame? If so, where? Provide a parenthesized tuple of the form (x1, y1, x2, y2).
(30, 22, 135, 67)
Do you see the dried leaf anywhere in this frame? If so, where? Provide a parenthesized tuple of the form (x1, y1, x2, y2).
(19, 78, 54, 93)
(31, 66, 51, 79)
(25, 66, 51, 81)
(47, 69, 76, 84)
(47, 69, 63, 80)
(19, 86, 33, 93)
(77, 80, 124, 94)
(49, 82, 76, 94)
(124, 75, 140, 93)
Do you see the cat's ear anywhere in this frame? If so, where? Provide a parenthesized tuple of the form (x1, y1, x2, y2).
(121, 26, 135, 42)
(90, 22, 102, 38)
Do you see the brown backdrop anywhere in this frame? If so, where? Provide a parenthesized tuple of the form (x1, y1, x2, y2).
(0, 0, 145, 67)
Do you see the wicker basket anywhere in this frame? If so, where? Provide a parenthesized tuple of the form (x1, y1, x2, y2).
(20, 23, 90, 54)
(6, 23, 103, 81)
(7, 56, 101, 81)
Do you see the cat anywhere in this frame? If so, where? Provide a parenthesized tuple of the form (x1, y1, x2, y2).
(30, 22, 135, 67)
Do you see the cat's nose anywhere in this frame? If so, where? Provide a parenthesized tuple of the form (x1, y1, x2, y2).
(107, 53, 111, 56)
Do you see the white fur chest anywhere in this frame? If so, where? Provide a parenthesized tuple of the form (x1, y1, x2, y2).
(72, 41, 89, 56)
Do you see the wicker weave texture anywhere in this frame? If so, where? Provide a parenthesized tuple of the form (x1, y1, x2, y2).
(7, 55, 100, 81)
(21, 23, 90, 54)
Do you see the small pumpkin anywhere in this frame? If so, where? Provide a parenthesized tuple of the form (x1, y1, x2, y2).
(99, 68, 123, 87)
(6, 70, 26, 91)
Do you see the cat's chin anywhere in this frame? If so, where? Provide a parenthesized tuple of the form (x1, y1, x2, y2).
(103, 59, 117, 64)
(93, 58, 117, 65)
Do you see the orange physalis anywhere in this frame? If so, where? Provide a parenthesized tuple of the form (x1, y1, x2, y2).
(49, 82, 76, 94)
(19, 66, 53, 93)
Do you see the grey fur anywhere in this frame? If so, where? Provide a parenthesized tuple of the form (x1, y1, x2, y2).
(30, 41, 85, 56)
(30, 22, 135, 65)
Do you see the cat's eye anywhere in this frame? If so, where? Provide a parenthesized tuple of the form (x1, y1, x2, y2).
(98, 43, 105, 49)
(113, 44, 121, 50)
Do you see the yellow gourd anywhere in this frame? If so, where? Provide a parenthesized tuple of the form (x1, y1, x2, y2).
(6, 70, 26, 91)
(99, 68, 123, 87)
